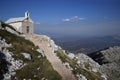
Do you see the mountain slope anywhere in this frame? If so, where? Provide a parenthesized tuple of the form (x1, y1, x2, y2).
(88, 46, 120, 80)
(0, 21, 111, 80)
(0, 21, 62, 80)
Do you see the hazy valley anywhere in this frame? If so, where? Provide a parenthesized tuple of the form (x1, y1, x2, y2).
(53, 36, 120, 54)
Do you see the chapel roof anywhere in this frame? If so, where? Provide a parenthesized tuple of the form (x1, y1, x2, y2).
(6, 17, 33, 23)
(6, 11, 33, 23)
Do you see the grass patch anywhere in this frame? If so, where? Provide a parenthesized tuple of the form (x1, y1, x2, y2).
(84, 62, 91, 70)
(14, 57, 61, 80)
(0, 28, 62, 80)
(0, 29, 38, 61)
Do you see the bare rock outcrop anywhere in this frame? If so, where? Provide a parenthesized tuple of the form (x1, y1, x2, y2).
(0, 37, 24, 80)
(89, 46, 120, 80)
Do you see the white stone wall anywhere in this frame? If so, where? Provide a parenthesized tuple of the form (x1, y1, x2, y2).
(8, 19, 34, 35)
(22, 20, 34, 35)
(9, 22, 22, 33)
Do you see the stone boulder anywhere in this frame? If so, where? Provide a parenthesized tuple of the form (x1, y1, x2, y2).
(21, 53, 31, 60)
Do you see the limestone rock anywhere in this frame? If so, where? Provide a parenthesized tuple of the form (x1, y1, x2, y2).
(49, 39, 58, 51)
(21, 53, 32, 60)
(76, 53, 100, 72)
(67, 53, 75, 59)
(76, 74, 87, 80)
(0, 37, 24, 80)
(36, 49, 45, 57)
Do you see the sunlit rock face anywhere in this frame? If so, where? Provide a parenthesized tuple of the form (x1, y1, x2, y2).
(76, 53, 100, 72)
(89, 46, 120, 80)
(49, 39, 58, 51)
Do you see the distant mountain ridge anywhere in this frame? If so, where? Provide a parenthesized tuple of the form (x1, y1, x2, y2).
(53, 36, 120, 54)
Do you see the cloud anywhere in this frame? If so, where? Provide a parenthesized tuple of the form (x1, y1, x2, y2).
(79, 18, 86, 21)
(62, 16, 86, 22)
(70, 16, 79, 22)
(35, 21, 41, 24)
(62, 18, 70, 22)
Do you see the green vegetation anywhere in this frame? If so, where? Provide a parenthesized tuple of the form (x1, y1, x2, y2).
(84, 62, 91, 70)
(0, 25, 62, 80)
(15, 58, 61, 80)
(0, 29, 38, 62)
(55, 48, 104, 80)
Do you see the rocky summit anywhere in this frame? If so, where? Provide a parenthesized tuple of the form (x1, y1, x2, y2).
(0, 21, 119, 80)
(88, 46, 120, 80)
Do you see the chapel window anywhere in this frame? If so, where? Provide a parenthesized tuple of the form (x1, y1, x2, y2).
(26, 26, 29, 33)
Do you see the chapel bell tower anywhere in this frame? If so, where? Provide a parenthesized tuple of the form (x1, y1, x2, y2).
(25, 11, 30, 19)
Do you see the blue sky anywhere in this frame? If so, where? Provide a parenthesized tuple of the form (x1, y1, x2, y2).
(0, 0, 120, 37)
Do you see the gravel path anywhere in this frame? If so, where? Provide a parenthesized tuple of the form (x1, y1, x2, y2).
(28, 34, 76, 80)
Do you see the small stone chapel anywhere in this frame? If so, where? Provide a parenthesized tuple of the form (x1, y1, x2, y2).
(6, 11, 34, 35)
